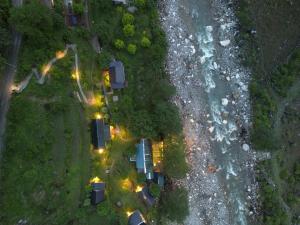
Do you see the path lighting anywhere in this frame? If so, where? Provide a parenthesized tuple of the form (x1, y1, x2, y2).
(56, 51, 66, 59)
(135, 185, 143, 193)
(97, 148, 104, 154)
(42, 64, 51, 75)
(90, 176, 101, 183)
(94, 113, 102, 119)
(126, 211, 133, 217)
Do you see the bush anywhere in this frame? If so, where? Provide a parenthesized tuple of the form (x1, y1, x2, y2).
(122, 13, 134, 25)
(141, 36, 151, 48)
(123, 24, 135, 37)
(127, 44, 137, 55)
(159, 187, 189, 223)
(114, 39, 125, 49)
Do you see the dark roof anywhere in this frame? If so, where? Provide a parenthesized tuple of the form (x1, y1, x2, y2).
(136, 139, 153, 180)
(91, 182, 105, 205)
(138, 187, 155, 207)
(91, 189, 105, 205)
(128, 210, 146, 225)
(153, 172, 165, 187)
(109, 61, 126, 89)
(91, 119, 111, 149)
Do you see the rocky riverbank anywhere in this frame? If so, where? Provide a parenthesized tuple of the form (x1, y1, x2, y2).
(159, 0, 259, 224)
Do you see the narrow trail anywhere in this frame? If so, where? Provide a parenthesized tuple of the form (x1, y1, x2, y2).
(0, 0, 22, 157)
(11, 44, 89, 104)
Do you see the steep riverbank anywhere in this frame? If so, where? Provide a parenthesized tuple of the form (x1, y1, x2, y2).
(159, 0, 258, 224)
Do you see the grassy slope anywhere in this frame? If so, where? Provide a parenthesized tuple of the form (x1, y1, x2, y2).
(235, 0, 300, 224)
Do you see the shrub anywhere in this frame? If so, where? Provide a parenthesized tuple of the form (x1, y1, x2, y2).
(122, 13, 134, 25)
(114, 39, 125, 49)
(127, 44, 137, 55)
(141, 36, 151, 48)
(123, 24, 135, 37)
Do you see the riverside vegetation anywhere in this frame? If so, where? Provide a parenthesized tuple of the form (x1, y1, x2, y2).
(0, 0, 188, 224)
(235, 0, 300, 224)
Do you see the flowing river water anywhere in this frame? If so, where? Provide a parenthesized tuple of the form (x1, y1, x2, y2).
(160, 0, 258, 224)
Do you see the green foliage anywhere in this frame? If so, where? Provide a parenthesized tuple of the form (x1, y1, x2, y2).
(123, 24, 135, 37)
(73, 3, 84, 15)
(134, 0, 146, 8)
(163, 135, 188, 179)
(153, 102, 181, 136)
(141, 36, 151, 48)
(9, 1, 65, 47)
(122, 13, 134, 25)
(159, 188, 189, 223)
(114, 39, 125, 49)
(149, 183, 161, 198)
(127, 43, 137, 55)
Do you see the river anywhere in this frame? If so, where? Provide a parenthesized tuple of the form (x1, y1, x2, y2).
(160, 0, 258, 224)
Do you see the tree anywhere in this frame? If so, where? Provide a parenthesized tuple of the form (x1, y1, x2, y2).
(123, 24, 135, 37)
(153, 102, 181, 136)
(122, 13, 134, 25)
(9, 1, 64, 47)
(141, 36, 151, 48)
(159, 188, 189, 223)
(127, 44, 137, 55)
(114, 39, 125, 49)
(73, 3, 84, 15)
(134, 0, 146, 8)
(163, 135, 188, 179)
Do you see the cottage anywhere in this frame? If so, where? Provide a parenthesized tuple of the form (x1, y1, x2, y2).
(91, 118, 111, 150)
(137, 187, 155, 207)
(91, 182, 105, 205)
(128, 210, 146, 225)
(109, 61, 126, 90)
(112, 0, 127, 5)
(130, 139, 154, 180)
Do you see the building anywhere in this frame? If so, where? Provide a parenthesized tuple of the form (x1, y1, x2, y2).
(137, 187, 155, 207)
(128, 210, 146, 225)
(109, 61, 126, 90)
(91, 182, 105, 205)
(91, 118, 111, 150)
(153, 172, 165, 187)
(112, 0, 127, 5)
(130, 139, 154, 180)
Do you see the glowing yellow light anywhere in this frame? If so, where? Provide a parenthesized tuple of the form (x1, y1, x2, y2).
(94, 113, 102, 119)
(121, 178, 131, 190)
(90, 176, 101, 183)
(42, 64, 51, 75)
(126, 211, 133, 217)
(56, 50, 66, 59)
(97, 148, 104, 154)
(135, 185, 143, 193)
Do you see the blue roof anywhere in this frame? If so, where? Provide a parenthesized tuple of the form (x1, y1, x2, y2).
(135, 139, 153, 180)
(153, 172, 165, 187)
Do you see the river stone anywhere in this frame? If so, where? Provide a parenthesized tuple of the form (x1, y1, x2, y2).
(242, 143, 250, 151)
(222, 98, 229, 106)
(209, 126, 215, 133)
(220, 39, 231, 47)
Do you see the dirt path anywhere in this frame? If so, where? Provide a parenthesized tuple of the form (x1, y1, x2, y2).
(0, 0, 23, 157)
